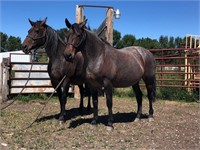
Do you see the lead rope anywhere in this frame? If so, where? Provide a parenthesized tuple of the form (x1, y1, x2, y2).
(1, 75, 67, 133)
(0, 58, 34, 110)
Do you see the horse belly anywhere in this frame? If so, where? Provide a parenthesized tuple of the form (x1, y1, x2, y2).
(112, 69, 143, 87)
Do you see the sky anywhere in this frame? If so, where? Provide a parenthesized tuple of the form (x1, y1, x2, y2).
(0, 0, 199, 42)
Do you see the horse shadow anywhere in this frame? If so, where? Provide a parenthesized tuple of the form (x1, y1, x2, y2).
(36, 107, 93, 123)
(68, 111, 149, 128)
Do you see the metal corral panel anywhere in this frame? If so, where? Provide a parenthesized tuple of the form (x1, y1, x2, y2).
(14, 72, 50, 78)
(10, 87, 55, 94)
(9, 62, 73, 94)
(12, 64, 47, 71)
(0, 51, 31, 92)
(11, 80, 52, 86)
(10, 53, 31, 62)
(10, 62, 54, 94)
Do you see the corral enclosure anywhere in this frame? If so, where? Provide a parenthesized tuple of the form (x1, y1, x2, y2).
(0, 47, 199, 101)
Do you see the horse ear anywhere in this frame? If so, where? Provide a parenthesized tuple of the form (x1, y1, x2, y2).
(79, 19, 87, 28)
(28, 18, 35, 26)
(40, 17, 47, 26)
(65, 18, 71, 28)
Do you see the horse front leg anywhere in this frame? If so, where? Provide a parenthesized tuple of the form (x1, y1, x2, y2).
(78, 84, 84, 111)
(57, 79, 70, 124)
(85, 83, 91, 111)
(104, 79, 114, 129)
(90, 88, 98, 126)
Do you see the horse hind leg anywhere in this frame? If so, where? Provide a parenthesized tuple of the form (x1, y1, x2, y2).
(143, 75, 156, 121)
(132, 82, 143, 121)
(78, 85, 84, 111)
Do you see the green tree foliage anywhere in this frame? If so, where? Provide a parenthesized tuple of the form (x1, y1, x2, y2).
(136, 38, 161, 49)
(56, 28, 68, 40)
(169, 36, 175, 48)
(122, 34, 137, 47)
(0, 32, 22, 52)
(175, 36, 184, 48)
(116, 40, 124, 49)
(159, 35, 169, 48)
(7, 36, 22, 51)
(0, 32, 8, 52)
(113, 29, 121, 47)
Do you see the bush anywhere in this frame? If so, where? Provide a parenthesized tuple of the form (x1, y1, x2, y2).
(113, 86, 198, 102)
(156, 87, 198, 102)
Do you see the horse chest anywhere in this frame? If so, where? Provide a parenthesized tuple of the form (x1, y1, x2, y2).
(48, 63, 62, 79)
(86, 67, 103, 88)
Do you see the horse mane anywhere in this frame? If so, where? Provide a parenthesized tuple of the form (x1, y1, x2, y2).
(45, 25, 66, 56)
(84, 28, 111, 46)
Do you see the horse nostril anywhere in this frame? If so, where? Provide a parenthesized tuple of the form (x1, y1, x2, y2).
(68, 54, 72, 59)
(64, 54, 73, 62)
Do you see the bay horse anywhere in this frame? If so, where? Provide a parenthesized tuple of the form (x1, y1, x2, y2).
(64, 19, 156, 129)
(22, 18, 92, 123)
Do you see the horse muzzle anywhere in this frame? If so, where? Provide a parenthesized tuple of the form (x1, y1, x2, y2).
(22, 45, 29, 54)
(64, 53, 73, 62)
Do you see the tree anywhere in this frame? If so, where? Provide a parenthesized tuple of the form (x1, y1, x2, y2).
(6, 36, 21, 51)
(175, 37, 184, 48)
(56, 28, 68, 40)
(159, 35, 169, 48)
(0, 32, 8, 52)
(137, 38, 161, 49)
(122, 34, 136, 47)
(116, 40, 124, 49)
(113, 29, 121, 47)
(169, 36, 175, 48)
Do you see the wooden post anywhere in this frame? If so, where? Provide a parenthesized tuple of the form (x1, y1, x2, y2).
(76, 5, 84, 24)
(74, 5, 84, 99)
(1, 58, 9, 102)
(106, 8, 113, 46)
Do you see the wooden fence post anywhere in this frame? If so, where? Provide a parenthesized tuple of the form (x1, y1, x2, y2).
(1, 58, 9, 102)
(106, 8, 114, 46)
(74, 5, 84, 99)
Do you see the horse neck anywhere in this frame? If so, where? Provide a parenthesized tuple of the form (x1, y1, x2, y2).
(45, 27, 65, 60)
(83, 30, 106, 60)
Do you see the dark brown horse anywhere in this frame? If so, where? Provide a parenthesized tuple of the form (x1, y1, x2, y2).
(22, 18, 92, 123)
(64, 19, 156, 129)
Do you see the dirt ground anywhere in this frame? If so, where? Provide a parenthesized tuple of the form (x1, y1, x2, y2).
(0, 96, 199, 150)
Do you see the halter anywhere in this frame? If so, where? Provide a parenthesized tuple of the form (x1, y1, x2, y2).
(25, 28, 48, 53)
(66, 30, 87, 51)
(26, 32, 46, 41)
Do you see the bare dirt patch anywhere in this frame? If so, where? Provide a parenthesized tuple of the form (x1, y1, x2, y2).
(1, 97, 199, 149)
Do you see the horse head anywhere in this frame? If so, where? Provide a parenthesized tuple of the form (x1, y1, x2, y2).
(22, 17, 47, 54)
(64, 18, 87, 62)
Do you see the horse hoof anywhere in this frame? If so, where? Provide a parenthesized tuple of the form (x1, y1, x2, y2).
(134, 118, 140, 122)
(106, 126, 114, 131)
(59, 120, 65, 125)
(149, 117, 154, 122)
(90, 124, 97, 130)
(87, 107, 91, 111)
